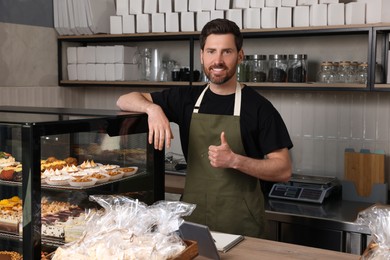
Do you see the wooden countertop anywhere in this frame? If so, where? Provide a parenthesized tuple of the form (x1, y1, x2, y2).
(195, 236, 359, 260)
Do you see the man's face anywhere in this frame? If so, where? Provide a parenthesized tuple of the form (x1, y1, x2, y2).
(200, 34, 243, 85)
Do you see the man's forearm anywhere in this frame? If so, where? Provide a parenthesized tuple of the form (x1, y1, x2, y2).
(116, 92, 153, 112)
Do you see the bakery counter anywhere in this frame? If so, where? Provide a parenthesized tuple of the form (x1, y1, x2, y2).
(195, 236, 359, 260)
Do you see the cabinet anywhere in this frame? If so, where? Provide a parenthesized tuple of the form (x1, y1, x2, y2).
(0, 106, 165, 259)
(57, 24, 390, 91)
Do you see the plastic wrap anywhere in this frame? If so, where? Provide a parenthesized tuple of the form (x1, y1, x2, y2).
(356, 204, 390, 260)
(53, 195, 196, 260)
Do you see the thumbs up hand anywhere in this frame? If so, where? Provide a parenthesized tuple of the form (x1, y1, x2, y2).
(208, 132, 234, 168)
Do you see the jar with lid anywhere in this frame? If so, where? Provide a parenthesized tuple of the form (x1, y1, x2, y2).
(237, 55, 250, 82)
(287, 54, 308, 83)
(248, 54, 267, 82)
(357, 62, 368, 84)
(317, 61, 336, 83)
(338, 61, 354, 83)
(268, 54, 288, 82)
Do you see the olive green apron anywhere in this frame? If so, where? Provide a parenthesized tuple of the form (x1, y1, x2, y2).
(182, 83, 265, 238)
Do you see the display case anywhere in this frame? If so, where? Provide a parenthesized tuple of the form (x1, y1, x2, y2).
(0, 106, 164, 259)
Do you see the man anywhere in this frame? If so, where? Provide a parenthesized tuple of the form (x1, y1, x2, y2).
(117, 18, 293, 238)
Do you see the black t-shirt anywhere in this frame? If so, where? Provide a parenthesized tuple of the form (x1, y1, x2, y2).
(151, 84, 293, 161)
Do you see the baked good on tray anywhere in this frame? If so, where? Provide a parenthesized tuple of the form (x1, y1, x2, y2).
(0, 251, 22, 260)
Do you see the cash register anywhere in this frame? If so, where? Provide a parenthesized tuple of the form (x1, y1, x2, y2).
(268, 173, 341, 204)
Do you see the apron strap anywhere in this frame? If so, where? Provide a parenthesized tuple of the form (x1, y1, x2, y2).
(193, 83, 242, 116)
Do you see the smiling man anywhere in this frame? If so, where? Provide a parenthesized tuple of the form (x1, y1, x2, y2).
(116, 18, 293, 238)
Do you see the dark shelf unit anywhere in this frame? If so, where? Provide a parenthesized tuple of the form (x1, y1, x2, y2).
(57, 24, 390, 91)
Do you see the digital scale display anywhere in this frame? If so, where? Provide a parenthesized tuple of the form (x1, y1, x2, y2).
(268, 174, 340, 204)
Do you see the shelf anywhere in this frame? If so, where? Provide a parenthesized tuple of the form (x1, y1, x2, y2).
(60, 80, 198, 87)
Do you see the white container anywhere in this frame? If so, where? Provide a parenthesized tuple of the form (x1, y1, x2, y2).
(233, 0, 250, 9)
(130, 0, 143, 15)
(76, 47, 87, 64)
(196, 11, 211, 31)
(261, 7, 276, 28)
(277, 7, 292, 28)
(250, 0, 265, 8)
(345, 2, 365, 25)
(67, 64, 77, 80)
(265, 0, 281, 7)
(281, 0, 296, 7)
(211, 10, 225, 20)
(86, 64, 96, 81)
(166, 12, 179, 32)
(122, 15, 135, 34)
(114, 46, 138, 64)
(327, 3, 344, 26)
(67, 47, 77, 64)
(85, 46, 96, 64)
(243, 8, 261, 29)
(152, 13, 165, 32)
(189, 0, 202, 11)
(105, 64, 115, 81)
(309, 4, 327, 26)
(297, 0, 317, 5)
(202, 0, 216, 11)
(136, 14, 151, 33)
(144, 0, 158, 14)
(181, 12, 195, 32)
(159, 0, 173, 13)
(216, 0, 231, 10)
(225, 9, 243, 29)
(95, 46, 105, 64)
(174, 0, 188, 12)
(357, 0, 390, 23)
(110, 16, 122, 34)
(116, 0, 129, 15)
(293, 5, 309, 27)
(77, 64, 87, 81)
(95, 64, 106, 81)
(319, 0, 338, 3)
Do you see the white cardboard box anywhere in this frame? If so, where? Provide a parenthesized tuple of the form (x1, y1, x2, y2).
(144, 0, 158, 14)
(293, 5, 309, 27)
(202, 0, 216, 11)
(77, 64, 87, 80)
(297, 0, 317, 5)
(166, 12, 180, 32)
(233, 0, 250, 9)
(115, 46, 138, 64)
(110, 16, 122, 34)
(196, 11, 211, 31)
(357, 0, 390, 23)
(189, 0, 202, 11)
(86, 64, 96, 81)
(309, 4, 327, 26)
(105, 46, 116, 64)
(261, 7, 276, 28)
(243, 8, 261, 29)
(67, 64, 77, 80)
(122, 15, 135, 33)
(327, 3, 344, 26)
(116, 0, 129, 15)
(96, 46, 105, 64)
(76, 47, 87, 64)
(225, 9, 243, 29)
(105, 64, 116, 81)
(345, 2, 365, 25)
(174, 0, 188, 12)
(67, 47, 77, 64)
(250, 0, 265, 8)
(181, 12, 195, 31)
(277, 7, 292, 28)
(129, 0, 143, 15)
(211, 10, 225, 20)
(95, 64, 106, 81)
(216, 0, 231, 10)
(115, 64, 139, 81)
(282, 0, 296, 7)
(152, 13, 165, 32)
(85, 46, 96, 64)
(265, 0, 281, 7)
(136, 14, 151, 33)
(159, 0, 173, 13)
(319, 0, 338, 3)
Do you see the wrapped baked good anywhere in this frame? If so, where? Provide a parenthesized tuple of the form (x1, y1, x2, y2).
(357, 204, 390, 260)
(52, 195, 196, 260)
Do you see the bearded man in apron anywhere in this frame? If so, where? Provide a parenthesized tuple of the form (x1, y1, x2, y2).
(117, 19, 293, 238)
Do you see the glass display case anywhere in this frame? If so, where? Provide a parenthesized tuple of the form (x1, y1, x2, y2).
(0, 106, 164, 259)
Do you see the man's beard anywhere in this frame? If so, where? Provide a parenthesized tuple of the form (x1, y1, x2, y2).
(202, 63, 236, 85)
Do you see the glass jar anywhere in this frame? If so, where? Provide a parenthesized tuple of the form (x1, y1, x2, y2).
(287, 54, 308, 83)
(357, 62, 368, 84)
(338, 61, 354, 83)
(140, 48, 152, 81)
(237, 55, 250, 82)
(268, 54, 288, 82)
(248, 54, 267, 82)
(317, 61, 336, 83)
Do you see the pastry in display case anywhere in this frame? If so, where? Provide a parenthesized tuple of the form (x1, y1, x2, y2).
(0, 106, 165, 259)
